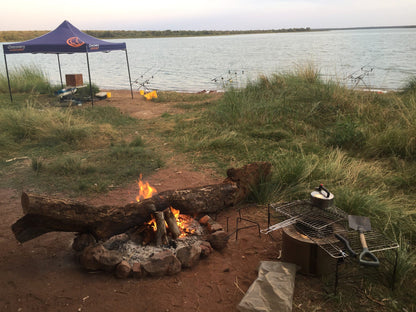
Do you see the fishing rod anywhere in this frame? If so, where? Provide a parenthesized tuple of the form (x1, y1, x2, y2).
(133, 67, 161, 92)
(346, 62, 375, 89)
(211, 69, 245, 89)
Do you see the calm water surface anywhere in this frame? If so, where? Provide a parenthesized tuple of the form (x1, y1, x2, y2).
(2, 28, 416, 92)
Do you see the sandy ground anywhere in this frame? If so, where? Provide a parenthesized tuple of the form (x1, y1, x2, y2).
(0, 91, 326, 312)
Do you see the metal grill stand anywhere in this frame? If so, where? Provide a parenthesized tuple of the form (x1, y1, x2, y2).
(265, 200, 399, 292)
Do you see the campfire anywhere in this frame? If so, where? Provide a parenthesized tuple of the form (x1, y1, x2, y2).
(11, 162, 272, 279)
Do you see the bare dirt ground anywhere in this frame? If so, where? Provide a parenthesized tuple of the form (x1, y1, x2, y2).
(0, 91, 328, 312)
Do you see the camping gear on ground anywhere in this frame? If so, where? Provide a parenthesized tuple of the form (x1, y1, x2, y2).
(237, 261, 296, 312)
(2, 20, 134, 105)
(348, 215, 380, 267)
(65, 74, 83, 87)
(262, 188, 398, 290)
(310, 184, 334, 209)
(144, 90, 158, 100)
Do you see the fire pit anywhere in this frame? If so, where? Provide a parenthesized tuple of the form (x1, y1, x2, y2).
(74, 178, 230, 278)
(12, 162, 273, 279)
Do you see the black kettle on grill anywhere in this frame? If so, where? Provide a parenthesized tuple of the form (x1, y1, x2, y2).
(310, 184, 334, 209)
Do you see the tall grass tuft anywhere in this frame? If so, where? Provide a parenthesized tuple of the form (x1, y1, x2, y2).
(0, 65, 52, 94)
(0, 102, 96, 147)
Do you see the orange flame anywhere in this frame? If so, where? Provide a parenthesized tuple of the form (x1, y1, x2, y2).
(147, 216, 157, 231)
(136, 174, 157, 202)
(169, 206, 196, 237)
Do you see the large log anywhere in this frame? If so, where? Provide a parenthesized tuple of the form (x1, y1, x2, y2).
(13, 194, 157, 243)
(11, 162, 271, 243)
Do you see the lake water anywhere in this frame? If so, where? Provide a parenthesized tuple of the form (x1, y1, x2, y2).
(2, 28, 416, 92)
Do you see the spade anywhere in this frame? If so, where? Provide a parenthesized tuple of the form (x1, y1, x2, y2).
(348, 215, 379, 267)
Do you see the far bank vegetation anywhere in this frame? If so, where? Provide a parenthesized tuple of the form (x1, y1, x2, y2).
(0, 28, 311, 42)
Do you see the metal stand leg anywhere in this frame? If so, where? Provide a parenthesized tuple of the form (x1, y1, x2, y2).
(392, 249, 398, 291)
(334, 258, 343, 293)
(235, 209, 261, 240)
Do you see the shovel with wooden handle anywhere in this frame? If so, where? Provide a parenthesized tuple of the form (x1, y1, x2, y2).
(348, 215, 380, 267)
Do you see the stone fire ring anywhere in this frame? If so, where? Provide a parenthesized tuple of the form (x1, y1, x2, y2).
(73, 215, 228, 279)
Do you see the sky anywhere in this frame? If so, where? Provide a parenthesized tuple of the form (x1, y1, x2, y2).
(1, 0, 415, 31)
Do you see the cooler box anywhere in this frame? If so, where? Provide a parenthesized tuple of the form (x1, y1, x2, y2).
(66, 74, 83, 87)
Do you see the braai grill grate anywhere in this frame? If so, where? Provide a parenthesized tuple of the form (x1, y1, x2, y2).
(268, 200, 399, 259)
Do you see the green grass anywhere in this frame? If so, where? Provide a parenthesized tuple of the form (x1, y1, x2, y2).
(1, 65, 416, 310)
(146, 70, 416, 311)
(0, 65, 52, 94)
(0, 67, 163, 194)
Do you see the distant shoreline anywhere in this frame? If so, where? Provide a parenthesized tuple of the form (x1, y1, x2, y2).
(0, 25, 415, 42)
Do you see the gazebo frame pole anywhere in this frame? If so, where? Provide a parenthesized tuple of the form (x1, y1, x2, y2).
(3, 53, 13, 102)
(125, 49, 134, 99)
(85, 48, 94, 106)
(57, 54, 63, 89)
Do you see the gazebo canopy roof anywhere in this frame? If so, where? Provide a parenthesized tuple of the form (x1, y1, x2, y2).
(3, 20, 126, 54)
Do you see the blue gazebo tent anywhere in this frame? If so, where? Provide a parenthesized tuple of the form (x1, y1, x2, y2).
(2, 20, 133, 104)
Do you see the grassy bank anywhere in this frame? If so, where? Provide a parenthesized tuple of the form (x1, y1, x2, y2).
(0, 68, 163, 193)
(149, 68, 416, 310)
(1, 66, 415, 310)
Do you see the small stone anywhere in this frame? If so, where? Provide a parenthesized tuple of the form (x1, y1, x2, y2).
(207, 222, 223, 233)
(141, 250, 181, 277)
(199, 215, 212, 225)
(207, 230, 229, 250)
(98, 250, 123, 272)
(80, 244, 106, 271)
(72, 233, 96, 252)
(132, 262, 142, 279)
(79, 244, 122, 272)
(199, 241, 213, 257)
(115, 260, 132, 279)
(102, 233, 129, 250)
(175, 243, 201, 268)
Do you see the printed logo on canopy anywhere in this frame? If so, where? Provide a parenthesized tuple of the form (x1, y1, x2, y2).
(66, 37, 85, 48)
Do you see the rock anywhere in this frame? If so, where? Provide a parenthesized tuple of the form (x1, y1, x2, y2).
(102, 233, 129, 250)
(199, 241, 213, 257)
(80, 244, 106, 271)
(79, 244, 123, 272)
(175, 243, 201, 268)
(132, 262, 142, 279)
(207, 230, 229, 250)
(207, 222, 223, 233)
(98, 250, 124, 272)
(199, 215, 212, 225)
(141, 250, 182, 277)
(199, 215, 223, 233)
(115, 260, 132, 279)
(72, 233, 96, 252)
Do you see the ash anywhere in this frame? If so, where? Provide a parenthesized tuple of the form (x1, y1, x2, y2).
(118, 235, 204, 266)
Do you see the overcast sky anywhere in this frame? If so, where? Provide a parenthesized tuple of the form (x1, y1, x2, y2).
(1, 0, 415, 31)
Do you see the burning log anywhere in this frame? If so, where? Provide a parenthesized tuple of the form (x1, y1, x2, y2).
(11, 162, 271, 243)
(163, 207, 181, 239)
(154, 211, 168, 246)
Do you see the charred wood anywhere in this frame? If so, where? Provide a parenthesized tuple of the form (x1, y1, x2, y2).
(154, 211, 168, 246)
(163, 207, 181, 239)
